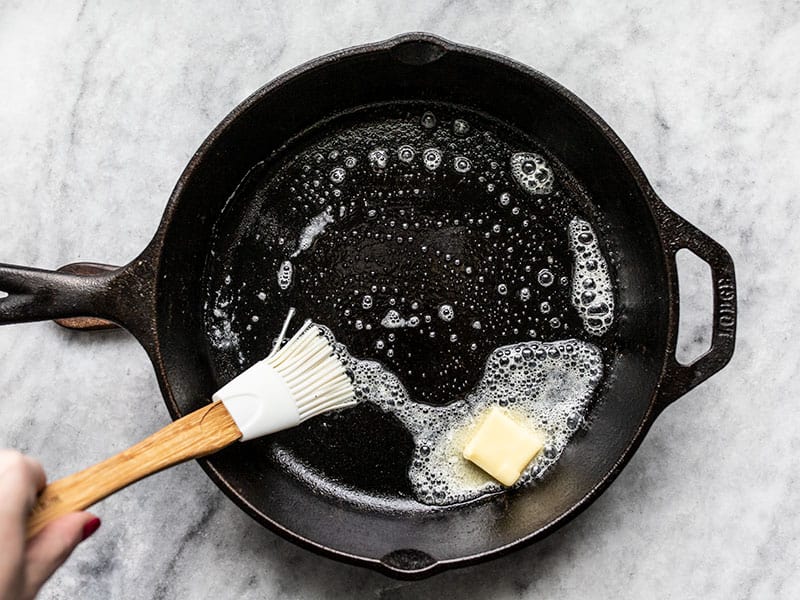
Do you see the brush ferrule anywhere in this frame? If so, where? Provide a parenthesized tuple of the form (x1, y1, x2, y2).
(213, 361, 301, 441)
(212, 321, 355, 442)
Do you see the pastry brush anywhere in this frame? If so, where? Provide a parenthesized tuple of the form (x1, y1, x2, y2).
(26, 320, 355, 538)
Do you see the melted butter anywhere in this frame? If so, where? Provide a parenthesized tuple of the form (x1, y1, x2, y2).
(320, 325, 603, 505)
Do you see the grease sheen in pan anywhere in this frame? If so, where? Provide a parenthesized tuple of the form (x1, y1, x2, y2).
(202, 103, 618, 508)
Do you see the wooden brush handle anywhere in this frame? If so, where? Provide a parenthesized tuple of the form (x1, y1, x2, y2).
(27, 401, 241, 539)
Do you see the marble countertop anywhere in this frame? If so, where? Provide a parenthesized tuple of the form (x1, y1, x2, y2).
(1, 2, 797, 598)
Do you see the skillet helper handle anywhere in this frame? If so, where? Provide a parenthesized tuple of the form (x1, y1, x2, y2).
(657, 208, 737, 408)
(26, 401, 242, 539)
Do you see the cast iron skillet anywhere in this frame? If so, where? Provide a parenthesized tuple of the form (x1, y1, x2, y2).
(0, 33, 736, 578)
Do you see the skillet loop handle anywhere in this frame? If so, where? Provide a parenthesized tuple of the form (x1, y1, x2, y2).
(656, 208, 737, 409)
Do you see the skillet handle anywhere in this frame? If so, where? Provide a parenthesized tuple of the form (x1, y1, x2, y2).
(0, 263, 114, 325)
(0, 257, 154, 339)
(655, 207, 737, 409)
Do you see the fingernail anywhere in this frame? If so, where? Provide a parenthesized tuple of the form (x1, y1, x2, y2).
(81, 517, 101, 541)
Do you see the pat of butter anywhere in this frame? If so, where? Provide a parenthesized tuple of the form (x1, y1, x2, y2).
(462, 406, 546, 486)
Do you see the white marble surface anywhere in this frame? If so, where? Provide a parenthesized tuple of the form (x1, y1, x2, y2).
(0, 1, 797, 598)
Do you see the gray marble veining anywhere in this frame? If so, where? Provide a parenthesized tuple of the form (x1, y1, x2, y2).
(1, 1, 798, 598)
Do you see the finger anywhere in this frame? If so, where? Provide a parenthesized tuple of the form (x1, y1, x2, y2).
(0, 452, 49, 600)
(0, 453, 47, 564)
(0, 449, 45, 485)
(23, 512, 100, 599)
(0, 451, 46, 521)
(24, 456, 47, 492)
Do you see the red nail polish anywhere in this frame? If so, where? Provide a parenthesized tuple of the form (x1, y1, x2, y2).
(81, 517, 101, 541)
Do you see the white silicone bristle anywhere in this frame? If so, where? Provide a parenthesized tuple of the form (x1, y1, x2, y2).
(266, 321, 356, 421)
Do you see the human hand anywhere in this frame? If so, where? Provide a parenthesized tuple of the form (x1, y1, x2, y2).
(0, 450, 100, 600)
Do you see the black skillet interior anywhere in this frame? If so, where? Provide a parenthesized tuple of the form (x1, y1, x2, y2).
(154, 35, 668, 574)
